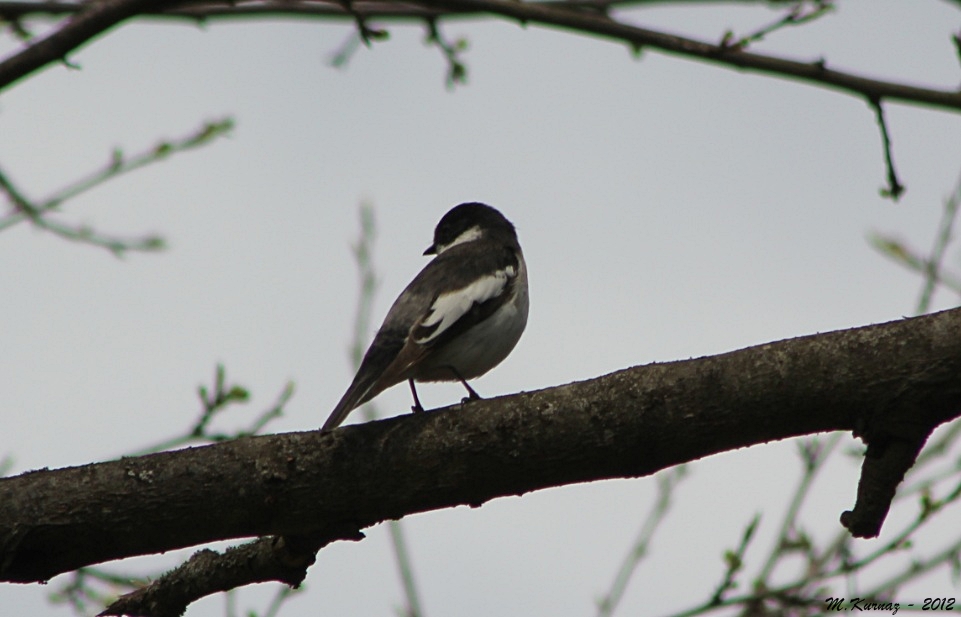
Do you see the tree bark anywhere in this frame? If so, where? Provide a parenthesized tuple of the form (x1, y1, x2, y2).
(2, 308, 960, 587)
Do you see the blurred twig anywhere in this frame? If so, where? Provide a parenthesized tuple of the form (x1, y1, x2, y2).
(898, 424, 961, 502)
(596, 465, 688, 617)
(346, 202, 427, 617)
(720, 0, 833, 50)
(709, 513, 761, 606)
(51, 365, 294, 616)
(662, 170, 961, 617)
(50, 567, 147, 617)
(0, 455, 14, 477)
(129, 364, 294, 456)
(329, 29, 365, 68)
(0, 118, 233, 256)
(869, 170, 961, 308)
(664, 476, 961, 616)
(225, 584, 304, 617)
(917, 174, 961, 313)
(870, 233, 961, 296)
(754, 434, 843, 586)
(424, 18, 467, 88)
(862, 533, 961, 599)
(349, 202, 379, 384)
(260, 586, 302, 617)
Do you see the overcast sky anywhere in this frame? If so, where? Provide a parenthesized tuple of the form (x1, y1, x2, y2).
(3, 1, 961, 616)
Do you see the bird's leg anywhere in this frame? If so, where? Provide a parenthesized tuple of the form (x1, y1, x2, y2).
(447, 366, 481, 403)
(408, 378, 425, 413)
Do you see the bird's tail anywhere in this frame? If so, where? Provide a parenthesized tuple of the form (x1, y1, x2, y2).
(321, 379, 375, 431)
(321, 333, 414, 431)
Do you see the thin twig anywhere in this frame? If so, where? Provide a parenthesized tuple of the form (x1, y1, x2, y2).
(862, 534, 961, 599)
(721, 0, 833, 51)
(595, 466, 687, 617)
(349, 201, 379, 379)
(49, 567, 148, 616)
(867, 234, 961, 295)
(346, 202, 427, 617)
(0, 456, 12, 478)
(0, 118, 232, 255)
(0, 164, 161, 255)
(917, 172, 961, 313)
(339, 0, 389, 44)
(662, 456, 961, 617)
(128, 365, 293, 457)
(908, 418, 961, 473)
(261, 585, 303, 617)
(868, 169, 961, 306)
(709, 514, 761, 606)
(754, 433, 843, 585)
(0, 0, 178, 90)
(329, 29, 365, 67)
(869, 97, 905, 200)
(425, 17, 467, 88)
(0, 118, 232, 227)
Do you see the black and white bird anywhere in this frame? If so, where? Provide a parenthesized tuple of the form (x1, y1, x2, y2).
(322, 202, 529, 431)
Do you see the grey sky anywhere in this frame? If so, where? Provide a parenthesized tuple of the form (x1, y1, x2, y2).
(2, 1, 961, 615)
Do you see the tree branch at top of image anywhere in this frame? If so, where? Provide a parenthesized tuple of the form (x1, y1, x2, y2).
(0, 0, 823, 29)
(1, 0, 958, 113)
(4, 1, 958, 198)
(0, 0, 181, 90)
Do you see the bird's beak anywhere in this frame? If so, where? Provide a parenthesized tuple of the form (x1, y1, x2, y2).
(423, 244, 437, 256)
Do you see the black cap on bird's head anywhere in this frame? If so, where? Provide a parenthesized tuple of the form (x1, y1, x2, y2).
(424, 202, 516, 256)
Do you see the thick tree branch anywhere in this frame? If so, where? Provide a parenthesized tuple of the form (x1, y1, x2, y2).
(0, 0, 802, 21)
(0, 0, 177, 91)
(1, 308, 959, 609)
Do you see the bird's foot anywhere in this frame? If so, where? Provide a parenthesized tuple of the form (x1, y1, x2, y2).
(409, 379, 426, 413)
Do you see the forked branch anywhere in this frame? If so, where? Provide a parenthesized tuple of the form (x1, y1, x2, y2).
(1, 308, 960, 616)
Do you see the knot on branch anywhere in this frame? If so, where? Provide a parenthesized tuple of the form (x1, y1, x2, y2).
(841, 428, 931, 538)
(842, 359, 961, 538)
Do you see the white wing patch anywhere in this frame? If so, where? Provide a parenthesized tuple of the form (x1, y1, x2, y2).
(415, 266, 516, 344)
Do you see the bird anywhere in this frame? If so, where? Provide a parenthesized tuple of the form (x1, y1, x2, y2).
(322, 202, 529, 431)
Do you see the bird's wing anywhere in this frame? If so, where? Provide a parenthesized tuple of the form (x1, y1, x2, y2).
(412, 265, 515, 345)
(321, 243, 519, 431)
